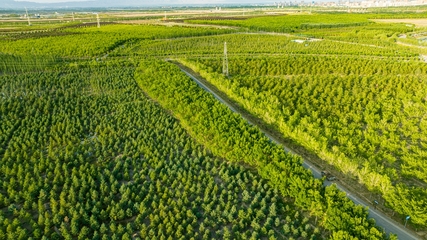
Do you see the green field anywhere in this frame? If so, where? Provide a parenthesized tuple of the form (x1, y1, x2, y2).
(1, 7, 427, 239)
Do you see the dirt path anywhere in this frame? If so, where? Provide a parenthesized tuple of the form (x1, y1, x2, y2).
(397, 41, 427, 49)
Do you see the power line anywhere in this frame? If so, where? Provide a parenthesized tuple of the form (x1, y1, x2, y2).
(25, 7, 31, 26)
(97, 14, 100, 28)
(223, 42, 228, 77)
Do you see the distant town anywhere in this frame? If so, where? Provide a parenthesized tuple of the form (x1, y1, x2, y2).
(276, 0, 427, 8)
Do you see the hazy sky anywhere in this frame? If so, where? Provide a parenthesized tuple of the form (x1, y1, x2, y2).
(14, 0, 92, 2)
(17, 0, 87, 2)
(16, 0, 233, 2)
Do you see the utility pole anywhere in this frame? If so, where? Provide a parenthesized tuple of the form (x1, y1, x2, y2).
(25, 7, 31, 26)
(72, 12, 75, 21)
(97, 13, 100, 28)
(223, 42, 229, 77)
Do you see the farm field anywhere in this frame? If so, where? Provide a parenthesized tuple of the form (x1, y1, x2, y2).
(1, 6, 427, 239)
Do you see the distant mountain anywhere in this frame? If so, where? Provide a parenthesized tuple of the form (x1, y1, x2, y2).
(1, 0, 275, 10)
(3, 0, 109, 9)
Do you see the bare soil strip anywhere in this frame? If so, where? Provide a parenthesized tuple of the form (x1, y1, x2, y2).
(372, 18, 427, 27)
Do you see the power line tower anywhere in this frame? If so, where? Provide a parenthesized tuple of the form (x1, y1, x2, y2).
(223, 42, 229, 77)
(25, 7, 31, 26)
(96, 13, 100, 28)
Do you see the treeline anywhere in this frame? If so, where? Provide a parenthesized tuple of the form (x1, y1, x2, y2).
(184, 13, 418, 50)
(186, 12, 424, 33)
(130, 33, 418, 59)
(179, 56, 427, 227)
(303, 23, 412, 45)
(135, 58, 392, 239)
(0, 24, 235, 58)
(186, 14, 372, 33)
(0, 60, 323, 239)
(300, 22, 368, 30)
(192, 55, 427, 77)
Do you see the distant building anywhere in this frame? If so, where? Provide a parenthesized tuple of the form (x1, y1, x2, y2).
(313, 0, 427, 7)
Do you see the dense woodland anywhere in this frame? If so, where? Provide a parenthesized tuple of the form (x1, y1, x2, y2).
(1, 10, 427, 239)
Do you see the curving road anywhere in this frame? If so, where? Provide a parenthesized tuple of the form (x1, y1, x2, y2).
(174, 62, 421, 240)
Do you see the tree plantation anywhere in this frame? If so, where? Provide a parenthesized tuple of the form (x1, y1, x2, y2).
(135, 58, 387, 239)
(0, 60, 328, 239)
(1, 8, 427, 239)
(177, 41, 427, 228)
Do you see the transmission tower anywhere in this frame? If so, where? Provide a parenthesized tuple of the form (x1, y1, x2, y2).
(223, 42, 229, 77)
(25, 7, 31, 26)
(97, 13, 100, 28)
